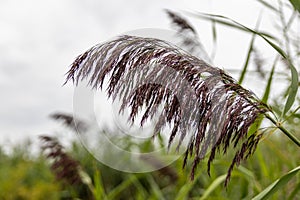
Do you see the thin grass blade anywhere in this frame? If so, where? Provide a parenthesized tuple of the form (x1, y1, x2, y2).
(211, 19, 217, 60)
(283, 63, 299, 116)
(93, 169, 107, 200)
(261, 60, 276, 104)
(287, 181, 300, 200)
(289, 0, 300, 13)
(255, 0, 278, 12)
(252, 165, 300, 200)
(189, 12, 299, 116)
(106, 175, 140, 199)
(199, 174, 227, 200)
(187, 12, 276, 40)
(238, 14, 262, 84)
(248, 58, 277, 133)
(147, 175, 166, 200)
(175, 171, 204, 200)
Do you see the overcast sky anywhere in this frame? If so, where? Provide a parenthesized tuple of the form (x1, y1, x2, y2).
(0, 0, 291, 147)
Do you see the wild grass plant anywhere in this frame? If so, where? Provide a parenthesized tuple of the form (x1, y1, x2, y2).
(42, 114, 300, 199)
(61, 0, 300, 199)
(0, 0, 299, 199)
(0, 129, 299, 199)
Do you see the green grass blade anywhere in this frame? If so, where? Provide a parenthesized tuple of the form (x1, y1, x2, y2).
(238, 165, 262, 192)
(175, 170, 204, 200)
(252, 165, 300, 200)
(238, 16, 261, 84)
(255, 146, 269, 179)
(263, 28, 299, 117)
(199, 174, 227, 200)
(238, 33, 255, 84)
(106, 175, 137, 199)
(237, 166, 255, 180)
(287, 181, 300, 200)
(147, 175, 166, 200)
(248, 59, 277, 133)
(131, 176, 148, 199)
(187, 12, 276, 40)
(289, 0, 300, 13)
(261, 60, 276, 104)
(255, 0, 278, 12)
(93, 169, 107, 200)
(175, 181, 197, 200)
(211, 19, 217, 60)
(247, 56, 276, 135)
(283, 63, 299, 116)
(189, 12, 299, 116)
(188, 12, 281, 53)
(284, 105, 300, 123)
(78, 169, 106, 200)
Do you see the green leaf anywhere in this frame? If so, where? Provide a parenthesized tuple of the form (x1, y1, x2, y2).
(107, 175, 138, 199)
(92, 169, 107, 200)
(199, 174, 227, 200)
(175, 170, 204, 200)
(283, 63, 299, 116)
(210, 19, 217, 60)
(188, 12, 276, 40)
(175, 181, 197, 200)
(238, 12, 263, 84)
(147, 175, 166, 200)
(289, 0, 300, 13)
(252, 166, 300, 200)
(238, 28, 257, 84)
(262, 58, 277, 104)
(287, 181, 300, 200)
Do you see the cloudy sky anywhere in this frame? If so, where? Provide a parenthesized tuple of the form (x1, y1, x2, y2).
(0, 0, 289, 147)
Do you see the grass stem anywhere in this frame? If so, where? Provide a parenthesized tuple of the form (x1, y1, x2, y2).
(265, 114, 300, 147)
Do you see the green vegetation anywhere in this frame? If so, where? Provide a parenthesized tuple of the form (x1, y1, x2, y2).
(0, 131, 299, 199)
(0, 143, 60, 200)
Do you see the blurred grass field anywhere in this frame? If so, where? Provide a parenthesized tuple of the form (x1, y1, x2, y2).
(0, 128, 299, 199)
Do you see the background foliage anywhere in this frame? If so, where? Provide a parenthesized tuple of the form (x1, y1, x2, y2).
(0, 130, 299, 199)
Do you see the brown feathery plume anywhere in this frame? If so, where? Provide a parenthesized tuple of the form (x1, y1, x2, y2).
(40, 135, 82, 185)
(50, 112, 88, 132)
(165, 9, 196, 34)
(65, 35, 269, 185)
(166, 10, 212, 64)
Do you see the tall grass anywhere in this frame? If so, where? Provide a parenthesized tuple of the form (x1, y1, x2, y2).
(0, 127, 298, 199)
(1, 0, 299, 199)
(64, 0, 299, 192)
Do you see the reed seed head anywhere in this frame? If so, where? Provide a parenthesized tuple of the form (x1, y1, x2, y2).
(65, 35, 269, 185)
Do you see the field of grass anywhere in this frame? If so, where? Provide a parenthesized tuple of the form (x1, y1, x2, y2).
(0, 129, 299, 199)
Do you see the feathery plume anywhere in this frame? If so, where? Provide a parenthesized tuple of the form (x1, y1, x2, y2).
(65, 35, 269, 185)
(166, 10, 212, 64)
(40, 135, 82, 185)
(50, 112, 88, 132)
(165, 9, 196, 33)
